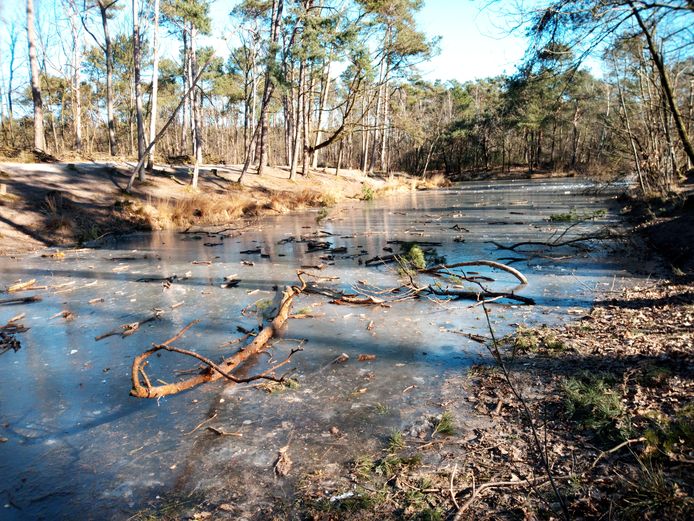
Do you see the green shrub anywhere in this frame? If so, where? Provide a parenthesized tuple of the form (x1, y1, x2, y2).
(562, 372, 628, 440)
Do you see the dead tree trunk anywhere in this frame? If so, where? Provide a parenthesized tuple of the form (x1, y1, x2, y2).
(133, 0, 146, 181)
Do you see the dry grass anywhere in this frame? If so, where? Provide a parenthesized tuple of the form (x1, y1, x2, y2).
(133, 187, 338, 230)
(417, 173, 452, 190)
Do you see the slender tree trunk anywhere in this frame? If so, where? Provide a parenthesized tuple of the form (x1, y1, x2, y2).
(312, 59, 331, 169)
(147, 0, 160, 170)
(6, 26, 18, 145)
(133, 0, 146, 181)
(190, 25, 203, 188)
(615, 60, 646, 194)
(335, 139, 343, 176)
(67, 1, 82, 152)
(289, 61, 303, 180)
(301, 66, 312, 176)
(256, 0, 284, 177)
(27, 0, 45, 151)
(630, 3, 694, 166)
(98, 0, 117, 155)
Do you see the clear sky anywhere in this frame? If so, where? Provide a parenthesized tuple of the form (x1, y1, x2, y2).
(414, 0, 527, 81)
(201, 0, 528, 83)
(0, 0, 529, 94)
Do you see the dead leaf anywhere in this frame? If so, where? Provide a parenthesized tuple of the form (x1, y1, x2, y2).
(274, 445, 292, 477)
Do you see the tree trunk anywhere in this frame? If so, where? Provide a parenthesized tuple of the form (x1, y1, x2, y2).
(98, 0, 117, 156)
(27, 0, 45, 151)
(256, 0, 284, 177)
(631, 3, 694, 166)
(147, 0, 160, 170)
(133, 0, 146, 181)
(312, 59, 331, 169)
(190, 25, 203, 189)
(67, 0, 82, 152)
(289, 61, 303, 180)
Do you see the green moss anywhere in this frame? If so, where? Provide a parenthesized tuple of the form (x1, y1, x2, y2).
(405, 244, 426, 270)
(315, 208, 329, 224)
(549, 209, 607, 222)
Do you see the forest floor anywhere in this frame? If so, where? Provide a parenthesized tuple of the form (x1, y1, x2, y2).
(0, 160, 446, 256)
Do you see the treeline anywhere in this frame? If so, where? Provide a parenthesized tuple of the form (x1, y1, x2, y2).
(1, 0, 692, 194)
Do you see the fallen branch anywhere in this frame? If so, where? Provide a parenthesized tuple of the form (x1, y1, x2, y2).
(487, 230, 618, 252)
(429, 287, 535, 305)
(454, 476, 566, 518)
(0, 296, 42, 306)
(422, 260, 528, 285)
(7, 279, 38, 293)
(130, 275, 308, 398)
(95, 310, 164, 341)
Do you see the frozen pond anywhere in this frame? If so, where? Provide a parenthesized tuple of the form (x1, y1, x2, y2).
(0, 178, 648, 519)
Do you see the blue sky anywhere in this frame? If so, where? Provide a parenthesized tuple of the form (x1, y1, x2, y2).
(415, 1, 527, 81)
(200, 0, 528, 82)
(0, 0, 529, 99)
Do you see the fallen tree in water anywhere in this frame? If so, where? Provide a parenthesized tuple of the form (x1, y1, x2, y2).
(131, 261, 531, 398)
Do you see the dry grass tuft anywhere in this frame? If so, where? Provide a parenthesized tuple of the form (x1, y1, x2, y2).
(417, 173, 452, 190)
(136, 192, 253, 229)
(132, 187, 336, 229)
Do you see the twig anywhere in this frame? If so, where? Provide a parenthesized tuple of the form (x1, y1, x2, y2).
(478, 302, 570, 520)
(589, 437, 646, 470)
(450, 463, 460, 510)
(185, 413, 219, 435)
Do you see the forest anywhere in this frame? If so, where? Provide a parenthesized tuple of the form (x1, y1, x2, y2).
(0, 0, 692, 193)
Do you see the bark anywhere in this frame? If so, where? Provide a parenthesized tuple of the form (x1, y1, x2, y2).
(26, 0, 45, 151)
(630, 2, 694, 166)
(98, 0, 117, 156)
(133, 0, 146, 181)
(146, 0, 160, 170)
